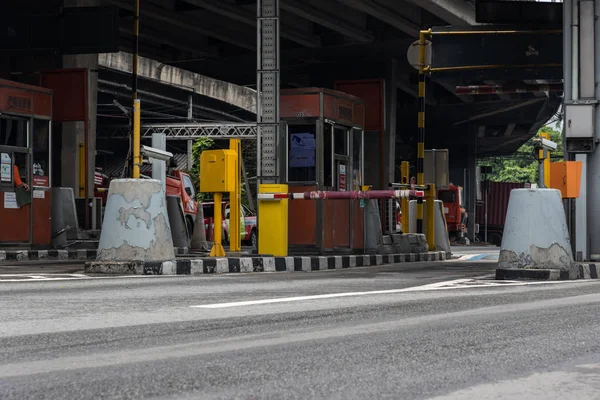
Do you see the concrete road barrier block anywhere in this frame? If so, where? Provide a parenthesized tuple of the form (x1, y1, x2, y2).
(96, 179, 175, 262)
(499, 188, 573, 270)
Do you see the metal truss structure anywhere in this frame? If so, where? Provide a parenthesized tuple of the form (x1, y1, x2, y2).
(99, 123, 258, 140)
(257, 0, 280, 184)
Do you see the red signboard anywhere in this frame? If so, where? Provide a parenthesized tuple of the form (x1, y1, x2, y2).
(0, 79, 52, 117)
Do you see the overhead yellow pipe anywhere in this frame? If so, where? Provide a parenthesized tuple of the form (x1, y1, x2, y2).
(426, 63, 562, 73)
(429, 29, 561, 36)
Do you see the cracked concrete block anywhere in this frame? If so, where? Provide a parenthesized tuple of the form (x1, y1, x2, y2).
(96, 179, 175, 262)
(499, 188, 574, 270)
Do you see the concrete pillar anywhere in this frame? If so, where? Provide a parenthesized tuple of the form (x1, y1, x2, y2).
(384, 58, 398, 233)
(585, 0, 600, 260)
(62, 0, 99, 199)
(466, 132, 477, 242)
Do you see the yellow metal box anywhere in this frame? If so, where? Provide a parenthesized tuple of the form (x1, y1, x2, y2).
(258, 184, 288, 257)
(200, 149, 237, 193)
(550, 161, 583, 199)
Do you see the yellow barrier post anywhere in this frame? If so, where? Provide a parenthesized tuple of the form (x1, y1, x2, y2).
(258, 184, 288, 256)
(132, 99, 141, 178)
(210, 192, 226, 257)
(78, 143, 85, 198)
(229, 139, 241, 252)
(539, 132, 551, 188)
(425, 183, 436, 251)
(401, 161, 410, 234)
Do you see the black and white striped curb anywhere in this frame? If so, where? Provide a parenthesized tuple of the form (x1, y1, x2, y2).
(496, 264, 600, 281)
(0, 249, 98, 262)
(85, 251, 450, 275)
(0, 247, 189, 263)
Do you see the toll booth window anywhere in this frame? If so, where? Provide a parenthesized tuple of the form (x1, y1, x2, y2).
(323, 125, 332, 187)
(13, 153, 29, 185)
(32, 119, 50, 187)
(334, 127, 348, 156)
(0, 117, 28, 147)
(288, 125, 316, 182)
(352, 129, 363, 190)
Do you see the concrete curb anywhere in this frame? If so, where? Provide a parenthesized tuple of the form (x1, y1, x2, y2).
(0, 249, 97, 262)
(0, 247, 189, 263)
(85, 251, 450, 275)
(496, 264, 600, 281)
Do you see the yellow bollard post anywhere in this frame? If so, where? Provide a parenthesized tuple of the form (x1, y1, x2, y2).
(132, 99, 142, 178)
(425, 183, 436, 251)
(229, 139, 241, 252)
(401, 161, 410, 234)
(538, 132, 551, 188)
(210, 192, 227, 257)
(258, 184, 288, 256)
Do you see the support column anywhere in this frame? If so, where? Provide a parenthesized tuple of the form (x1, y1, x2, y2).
(384, 58, 398, 233)
(466, 132, 477, 243)
(62, 0, 98, 199)
(587, 0, 600, 260)
(256, 0, 280, 185)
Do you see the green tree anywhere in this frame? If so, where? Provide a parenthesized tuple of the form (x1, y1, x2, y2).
(479, 125, 563, 183)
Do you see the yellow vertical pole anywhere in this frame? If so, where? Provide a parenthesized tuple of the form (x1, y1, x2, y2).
(229, 139, 241, 252)
(210, 192, 226, 257)
(539, 132, 551, 187)
(401, 161, 410, 234)
(426, 183, 436, 251)
(416, 30, 430, 234)
(78, 143, 85, 198)
(132, 99, 141, 178)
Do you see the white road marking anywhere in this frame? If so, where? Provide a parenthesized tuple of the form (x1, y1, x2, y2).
(190, 277, 592, 309)
(0, 274, 186, 282)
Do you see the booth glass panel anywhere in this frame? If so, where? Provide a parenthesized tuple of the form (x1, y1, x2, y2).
(288, 124, 317, 182)
(32, 119, 50, 188)
(0, 117, 28, 148)
(334, 127, 348, 156)
(323, 124, 333, 187)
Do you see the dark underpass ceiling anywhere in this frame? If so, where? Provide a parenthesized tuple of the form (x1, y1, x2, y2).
(92, 0, 562, 157)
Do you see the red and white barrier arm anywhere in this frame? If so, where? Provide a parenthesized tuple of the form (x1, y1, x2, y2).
(258, 189, 424, 201)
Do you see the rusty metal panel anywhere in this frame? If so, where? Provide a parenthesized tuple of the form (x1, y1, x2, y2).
(40, 69, 87, 122)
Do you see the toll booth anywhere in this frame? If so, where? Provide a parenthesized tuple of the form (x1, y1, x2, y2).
(0, 79, 53, 246)
(280, 88, 365, 253)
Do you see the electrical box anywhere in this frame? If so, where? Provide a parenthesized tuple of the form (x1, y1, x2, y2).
(565, 104, 594, 138)
(550, 161, 583, 199)
(424, 149, 449, 189)
(200, 149, 237, 193)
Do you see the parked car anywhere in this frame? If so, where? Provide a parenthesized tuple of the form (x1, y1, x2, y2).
(202, 201, 257, 248)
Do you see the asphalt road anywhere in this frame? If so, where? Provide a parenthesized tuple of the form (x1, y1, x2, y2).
(1, 256, 600, 399)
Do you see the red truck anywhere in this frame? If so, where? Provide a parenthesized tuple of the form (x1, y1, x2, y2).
(94, 169, 199, 238)
(438, 184, 468, 242)
(476, 181, 527, 246)
(202, 201, 258, 248)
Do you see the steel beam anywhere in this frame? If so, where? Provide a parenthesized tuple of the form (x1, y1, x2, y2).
(407, 0, 477, 27)
(280, 0, 373, 43)
(98, 123, 258, 140)
(257, 0, 280, 184)
(335, 0, 419, 37)
(185, 0, 321, 48)
(98, 51, 257, 114)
